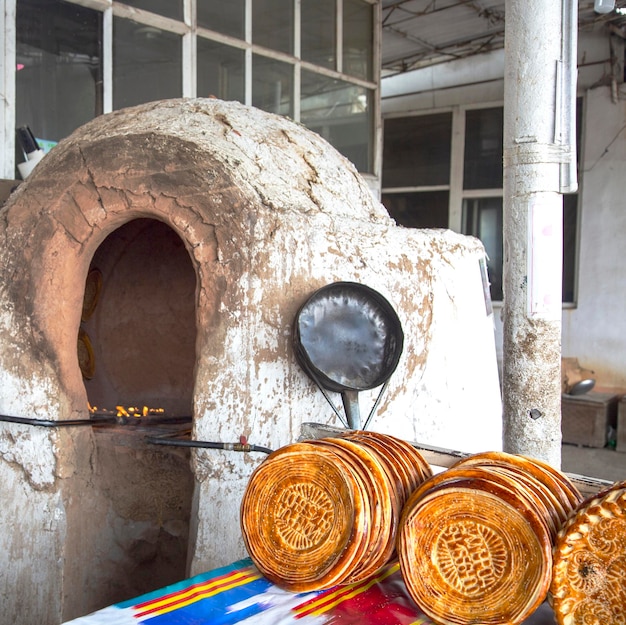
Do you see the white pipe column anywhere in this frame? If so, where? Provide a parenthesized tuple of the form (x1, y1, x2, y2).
(502, 0, 577, 466)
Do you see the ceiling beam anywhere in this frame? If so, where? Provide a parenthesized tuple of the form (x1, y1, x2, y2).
(383, 0, 473, 28)
(382, 24, 505, 70)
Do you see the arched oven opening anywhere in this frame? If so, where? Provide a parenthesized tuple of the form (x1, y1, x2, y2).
(77, 217, 196, 608)
(81, 218, 196, 416)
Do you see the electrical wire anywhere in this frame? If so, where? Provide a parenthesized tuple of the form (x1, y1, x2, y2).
(0, 413, 116, 427)
(0, 413, 273, 454)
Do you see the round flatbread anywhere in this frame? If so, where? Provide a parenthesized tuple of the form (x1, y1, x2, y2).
(551, 484, 626, 625)
(240, 442, 361, 591)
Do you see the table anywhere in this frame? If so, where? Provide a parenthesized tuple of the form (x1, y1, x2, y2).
(64, 558, 558, 625)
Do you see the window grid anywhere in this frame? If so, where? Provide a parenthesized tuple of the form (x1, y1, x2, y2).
(5, 0, 379, 177)
(382, 104, 579, 304)
(105, 0, 380, 105)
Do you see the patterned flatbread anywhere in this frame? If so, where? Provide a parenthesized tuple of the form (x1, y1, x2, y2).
(397, 468, 553, 625)
(551, 484, 626, 625)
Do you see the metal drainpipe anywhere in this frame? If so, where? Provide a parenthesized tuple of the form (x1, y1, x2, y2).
(502, 0, 578, 467)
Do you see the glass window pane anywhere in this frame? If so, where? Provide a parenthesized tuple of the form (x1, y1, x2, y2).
(252, 55, 294, 117)
(300, 70, 372, 173)
(462, 197, 503, 301)
(561, 98, 582, 304)
(563, 193, 578, 304)
(198, 0, 245, 39)
(16, 0, 101, 149)
(343, 0, 372, 81)
(113, 18, 182, 110)
(253, 0, 293, 54)
(302, 0, 336, 69)
(197, 39, 245, 102)
(463, 195, 576, 304)
(463, 107, 504, 190)
(119, 0, 183, 21)
(382, 114, 452, 188)
(382, 192, 449, 229)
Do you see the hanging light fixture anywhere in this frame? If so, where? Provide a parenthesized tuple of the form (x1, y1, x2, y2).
(594, 0, 615, 14)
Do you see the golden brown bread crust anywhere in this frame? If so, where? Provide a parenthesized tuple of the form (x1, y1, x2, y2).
(395, 455, 574, 625)
(551, 484, 626, 625)
(397, 485, 552, 625)
(451, 451, 583, 540)
(240, 435, 432, 591)
(343, 431, 433, 513)
(452, 451, 582, 524)
(307, 437, 395, 583)
(240, 442, 360, 591)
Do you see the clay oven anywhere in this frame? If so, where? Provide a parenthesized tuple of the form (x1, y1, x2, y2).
(0, 98, 501, 624)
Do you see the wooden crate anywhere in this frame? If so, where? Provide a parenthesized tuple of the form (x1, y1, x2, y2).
(561, 392, 619, 448)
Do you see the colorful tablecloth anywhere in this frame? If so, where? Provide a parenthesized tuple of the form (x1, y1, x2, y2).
(64, 559, 432, 625)
(64, 558, 557, 625)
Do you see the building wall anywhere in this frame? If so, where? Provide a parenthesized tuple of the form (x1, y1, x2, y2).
(560, 85, 626, 387)
(381, 30, 626, 389)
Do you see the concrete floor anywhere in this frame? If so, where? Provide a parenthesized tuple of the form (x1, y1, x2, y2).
(561, 442, 626, 483)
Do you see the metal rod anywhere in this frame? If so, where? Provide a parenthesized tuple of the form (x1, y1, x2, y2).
(145, 435, 273, 454)
(558, 0, 578, 193)
(362, 381, 390, 431)
(341, 390, 362, 430)
(0, 413, 193, 428)
(301, 366, 349, 428)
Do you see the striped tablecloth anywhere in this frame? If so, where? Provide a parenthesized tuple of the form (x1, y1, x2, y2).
(64, 559, 433, 625)
(64, 558, 557, 625)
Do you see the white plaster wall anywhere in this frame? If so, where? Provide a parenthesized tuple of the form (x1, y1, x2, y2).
(0, 372, 66, 625)
(188, 224, 503, 574)
(561, 85, 626, 387)
(0, 460, 66, 623)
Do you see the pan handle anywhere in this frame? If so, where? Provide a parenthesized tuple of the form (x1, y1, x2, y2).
(341, 390, 361, 430)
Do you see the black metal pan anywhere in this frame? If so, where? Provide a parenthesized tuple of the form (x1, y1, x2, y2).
(293, 281, 404, 430)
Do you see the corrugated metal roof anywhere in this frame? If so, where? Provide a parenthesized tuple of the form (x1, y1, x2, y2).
(382, 0, 626, 74)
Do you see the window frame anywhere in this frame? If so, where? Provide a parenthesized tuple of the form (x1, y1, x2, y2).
(382, 102, 581, 305)
(2, 0, 381, 179)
